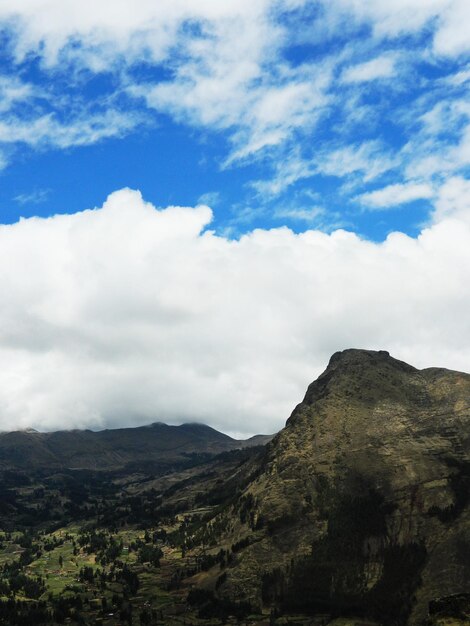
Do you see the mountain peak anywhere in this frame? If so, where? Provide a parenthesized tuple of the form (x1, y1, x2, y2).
(329, 347, 389, 362)
(297, 348, 420, 411)
(325, 348, 413, 371)
(222, 351, 470, 623)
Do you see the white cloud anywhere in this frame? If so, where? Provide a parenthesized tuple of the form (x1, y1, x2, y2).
(401, 99, 470, 181)
(197, 191, 221, 207)
(323, 1, 468, 55)
(432, 0, 470, 57)
(0, 187, 469, 436)
(0, 1, 468, 244)
(443, 66, 470, 86)
(0, 0, 466, 167)
(316, 141, 396, 181)
(250, 148, 316, 196)
(342, 55, 397, 83)
(0, 109, 143, 149)
(0, 1, 336, 163)
(1, 0, 465, 70)
(432, 175, 470, 222)
(0, 75, 35, 113)
(273, 203, 334, 228)
(141, 61, 333, 163)
(358, 182, 434, 209)
(14, 189, 51, 205)
(251, 140, 396, 199)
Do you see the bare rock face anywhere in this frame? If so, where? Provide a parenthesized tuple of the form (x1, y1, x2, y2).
(220, 350, 470, 625)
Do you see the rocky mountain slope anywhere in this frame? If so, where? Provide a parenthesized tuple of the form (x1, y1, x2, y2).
(0, 422, 273, 471)
(0, 349, 468, 625)
(203, 349, 470, 625)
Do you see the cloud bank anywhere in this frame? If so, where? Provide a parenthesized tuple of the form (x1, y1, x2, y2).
(1, 186, 469, 436)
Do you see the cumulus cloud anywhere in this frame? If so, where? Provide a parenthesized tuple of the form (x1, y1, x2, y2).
(0, 187, 469, 436)
(0, 3, 469, 437)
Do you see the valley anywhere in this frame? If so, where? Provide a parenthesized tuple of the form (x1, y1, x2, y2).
(0, 350, 469, 626)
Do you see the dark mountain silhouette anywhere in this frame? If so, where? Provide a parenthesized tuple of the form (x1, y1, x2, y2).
(0, 422, 273, 471)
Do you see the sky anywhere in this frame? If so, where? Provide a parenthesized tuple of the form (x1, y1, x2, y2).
(0, 0, 469, 437)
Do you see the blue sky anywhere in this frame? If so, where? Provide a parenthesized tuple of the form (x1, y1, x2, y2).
(0, 1, 469, 435)
(0, 1, 468, 239)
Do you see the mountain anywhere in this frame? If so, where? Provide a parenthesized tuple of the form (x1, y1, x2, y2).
(0, 349, 468, 625)
(200, 349, 470, 625)
(0, 421, 273, 471)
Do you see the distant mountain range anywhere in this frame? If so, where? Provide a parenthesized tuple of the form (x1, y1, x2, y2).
(0, 422, 273, 471)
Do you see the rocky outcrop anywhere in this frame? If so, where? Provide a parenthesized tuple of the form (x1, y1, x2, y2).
(217, 350, 470, 625)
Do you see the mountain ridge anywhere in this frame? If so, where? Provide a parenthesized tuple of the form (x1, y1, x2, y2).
(0, 349, 468, 625)
(200, 349, 470, 625)
(0, 421, 273, 471)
